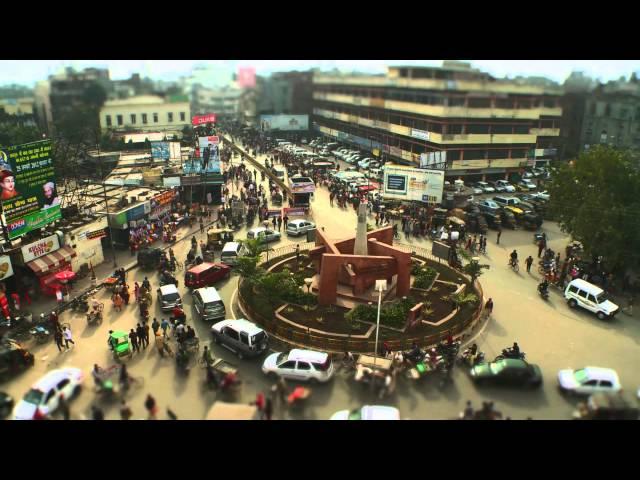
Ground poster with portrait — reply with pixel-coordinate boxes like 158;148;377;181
0;139;62;239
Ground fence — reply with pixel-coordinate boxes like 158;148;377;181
237;240;487;354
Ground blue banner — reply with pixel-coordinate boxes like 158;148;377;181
151;141;170;160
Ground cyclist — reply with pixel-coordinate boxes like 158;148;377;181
201;345;214;366
509;250;518;267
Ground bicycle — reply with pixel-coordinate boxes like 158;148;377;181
508;259;519;272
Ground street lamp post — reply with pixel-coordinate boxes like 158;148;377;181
373;279;387;367
96;139;118;268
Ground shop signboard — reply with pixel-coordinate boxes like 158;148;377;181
86;228;107;240
126;201;150;222
411;129;430;141
192;114;217;126
383;164;445;204
259;115;309;132
164;177;181;188
0;255;14;280
389;146;402;158
0;139;62;239
151;141;170;160
266;209;282;218
283;207;305;217
197;136;220;173
21;233;61;263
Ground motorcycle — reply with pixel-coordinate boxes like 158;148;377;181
538;283;550;300
494;348;526;361
457;348;485;367
71;295;90;313
403;348;426;365
159;272;179;288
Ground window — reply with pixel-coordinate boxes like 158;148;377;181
106;115;112;127
600;130;608;143
569;286;579;295
577;289;589;299
153;113;158;123
239;332;250;345
224;327;239;341
168;112;174;123
584;379;598;387
45;389;56;404
180;112;186;122
142;113;148;124
57;379;70;390
279;361;296;369
587;294;597;303
297;361;311;370
117;115;123;126
130;114;136;124
599;380;613;388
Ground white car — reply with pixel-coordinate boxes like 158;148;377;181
262;349;334;383
496;180;516;193
13;367;84;420
286;219;316;236
532;190;550;201
518;179;537;191
475;181;495;193
247;227;281;243
471;186;483;195
358;158;374;169
558;367;622;395
330;405;401;420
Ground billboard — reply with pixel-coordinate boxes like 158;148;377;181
260;115;309;132
151;141;170;160
198;136;220;173
192;114;217;126
0;139;62;239
0;255;14;280
237;67;256;88
383;164;445;204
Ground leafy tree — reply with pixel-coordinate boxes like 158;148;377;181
240;238;269;258
447;292;479;310
462;260;490;282
254;269;300;308
546;146;640;272
235;256;263;285
0;124;42;146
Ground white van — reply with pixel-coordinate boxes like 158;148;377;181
564;279;619;320
273;166;286;179
220;242;246;266
193;287;226;322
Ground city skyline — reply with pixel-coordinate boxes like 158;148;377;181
1;60;639;87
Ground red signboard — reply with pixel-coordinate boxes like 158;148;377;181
192;114;217;126
283;207;306;217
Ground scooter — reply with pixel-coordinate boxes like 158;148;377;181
538;283;549;300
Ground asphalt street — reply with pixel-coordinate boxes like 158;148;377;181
3;139;640;420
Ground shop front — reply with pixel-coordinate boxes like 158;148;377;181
108;201;151;248
0;255;15;317
66;217;109;272
20;234;77;298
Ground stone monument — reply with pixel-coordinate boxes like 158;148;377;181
354;202;368;256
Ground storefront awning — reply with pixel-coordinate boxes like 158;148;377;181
26;246;77;275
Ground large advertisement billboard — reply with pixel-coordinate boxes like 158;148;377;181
260;115;309;132
0;139;62;239
151;141;170;160
383;164;445;204
197;136;220;173
192;114;217;126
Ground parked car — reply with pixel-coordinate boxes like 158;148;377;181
532;190;550;201
492;196;520;208
489;181;506;193
262;349;334;383
211;319;269;359
185;262;231;289
247;227;281;243
287;219;316;237
470;359;542;388
0;338;34;381
478;199;501;213
495;180;516;193
471;185;484;195
517;179;537;191
475;181;495;193
558;367;622;395
157;284;183;312
330;405;400;420
13;367;84;420
564;279;619;320
358;158;374;169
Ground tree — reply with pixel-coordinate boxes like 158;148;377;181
240;238;269;258
0;124;42;146
235;256;263;285
546;146;640;273
447;292;479;310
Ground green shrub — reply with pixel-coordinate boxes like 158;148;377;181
413;266;438;289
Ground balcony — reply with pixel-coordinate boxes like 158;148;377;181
529;128;560;136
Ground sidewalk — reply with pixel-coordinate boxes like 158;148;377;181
25;217;217;317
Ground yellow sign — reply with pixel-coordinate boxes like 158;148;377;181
372;149;380;157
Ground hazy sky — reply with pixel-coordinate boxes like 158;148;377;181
1;60;639;87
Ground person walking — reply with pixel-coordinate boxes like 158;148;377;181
58;394;70;420
272;216;277;230
145;394;158;420
496;228;502;245
54;328;65;352
129;328;139;353
122;284;130;306
155;332;168;357
277;216;282;231
200;219;205;235
143;322;150;347
254;392;266;419
485;298;494;317
151;317;160;336
120;400;133;420
62;326;75;349
537;239;545;258
136;323;146;349
295;244;300;263
91;405;105;420
134;282;140;303
161;318;170;338
271;375;288;407
283;214;289;229
525;255;534;274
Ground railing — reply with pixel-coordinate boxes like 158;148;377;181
258;242;315;268
237;240;488;354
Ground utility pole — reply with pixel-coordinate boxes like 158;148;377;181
95;131;117;267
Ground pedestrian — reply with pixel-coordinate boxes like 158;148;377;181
254;391;266;419
91;405;105;420
485;298;494;317
155;332;167;357
295;244;300;263
122;284;130;305
134;282;140;303
375;213;380;226
272;216;277;230
525;255;534;273
62;326;75;349
120;400;133;420
145;394;158;420
555;252;561;267
271;375;287;406
129;328;139;353
161;318;170;338
277;216;282;231
496;228;502;245
136;323;146;349
264;398;273;420
23;290;32;306
58;394;70;420
283;214;289;229
537;240;545;258
143;322;150;347
152;317;160;336
54;328;64;352
465;237;472;251
112;293;123;312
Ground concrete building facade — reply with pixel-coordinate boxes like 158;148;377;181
99;95;191;135
312;61;563;180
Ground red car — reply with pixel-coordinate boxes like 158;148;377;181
184;262;231;289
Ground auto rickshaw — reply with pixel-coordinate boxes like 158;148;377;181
207;227;234;250
432;208;449;227
137;247;163;270
109;331;132;361
483;211;502;230
500;209;516;229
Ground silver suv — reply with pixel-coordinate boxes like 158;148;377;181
211;319;269;359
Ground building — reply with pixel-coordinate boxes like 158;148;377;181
99;95;191;136
0;97;36;126
49;67;111;126
312;61;563;180
108;73;155;100
193;85;242;119
34;80;53;132
257;71;313;116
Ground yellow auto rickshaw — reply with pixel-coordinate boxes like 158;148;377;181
207;228;234;250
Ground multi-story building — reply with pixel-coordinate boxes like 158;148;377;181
49;67;111;126
99;95;191;137
34;80;53;132
0;97;36;126
193;85;242;119
257;71;313;116
312;61;563;180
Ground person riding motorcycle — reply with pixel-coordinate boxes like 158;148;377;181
509;250;518;267
176;346;189;369
538;279;549;295
511;342;520;356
